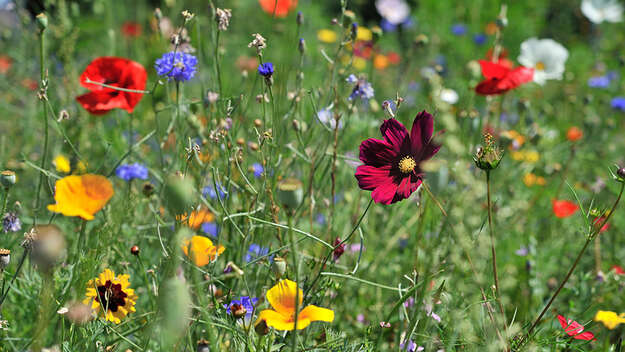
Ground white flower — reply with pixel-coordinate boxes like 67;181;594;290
439;88;459;104
518;38;569;85
316;105;343;130
581;0;623;23
375;0;410;25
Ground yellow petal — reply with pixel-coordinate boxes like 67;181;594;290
299;305;334;324
53;155;71;174
317;29;337;43
47;174;113;220
595;310;625;330
266;279;302;316
182;236;223;266
256;309;311;331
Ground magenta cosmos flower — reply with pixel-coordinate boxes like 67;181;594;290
355;110;441;204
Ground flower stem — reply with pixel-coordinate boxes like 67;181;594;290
421;182;447;217
519;181;625;347
0;187;9;218
34;24;49;227
486;170;508;338
287;213;300;351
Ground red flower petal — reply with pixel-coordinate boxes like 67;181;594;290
478;60;509;79
259;0;298;17
395;176;422;201
359;138;397;167
557;315;595;341
371;182;399;205
76;91;128;115
611;265;625;275
355;165;393;191
380;118;410;154
552;200;579;218
593;216;609;233
410;110;434;156
475;60;533;95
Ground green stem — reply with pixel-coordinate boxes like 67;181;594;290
0;187;9;217
214;30;223;94
520;181;625;347
34;26;49;226
288;214;300;350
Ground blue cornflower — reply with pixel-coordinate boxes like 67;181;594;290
346;74;374;101
612;97;625;111
201;222;219;237
473;33;487;45
257;62;274;77
251;163;264;178
451;24;467;36
202;183;227;199
2;212;21;233
245;244;270;263
380;19;397;32
588;75;610;88
115;163;148;181
315;213;326;225
155;52;198;81
225;296;258;321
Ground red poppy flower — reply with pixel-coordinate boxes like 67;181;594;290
552;199;579;218
355;110;441;205
566;126;583;142
557;315;595;341
485;48;514;69
76;57;147;115
593;216;609;233
611;265;625;275
475;60;533;95
121;21;142;38
0;55;12;74
387;52;401;65
259;0;298;18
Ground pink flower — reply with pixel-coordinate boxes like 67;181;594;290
557;315;595;341
355;110;441;204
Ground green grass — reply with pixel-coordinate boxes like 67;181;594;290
1;0;625;351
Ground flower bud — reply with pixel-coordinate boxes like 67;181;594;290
0;170;16;188
231;303;247;319
271;256;287;278
130;245;140;256
254;119;262;127
296;11;303;26
0;249;10;271
276;178;303;210
154;8;163;20
36;13;48;31
474;133;503;171
414;34;429;47
197;339;210;352
255;319;270;336
615;167;625;183
350;22;358;41
142;182;155;197
298;38;306;54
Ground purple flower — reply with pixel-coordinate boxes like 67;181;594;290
588;75;610;88
245;244;269;263
515;246;529;256
251;163;264;178
257;62;274;77
2;212;21;233
451;24;467;36
201;222;219;237
346;74;375;101
612;97;625;111
400;340;423;352
155;52;198;81
115;163;148;181
380;19;398;32
224;296;258;321
473;33;487;45
202;183;227;199
315;213;326;225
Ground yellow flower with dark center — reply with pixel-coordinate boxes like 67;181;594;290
595;310;625;330
83;269;137;324
182;235;225;266
47;174;114;220
255;279;334;331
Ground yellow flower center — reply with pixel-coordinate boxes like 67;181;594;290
535;61;545;70
398;156;416;173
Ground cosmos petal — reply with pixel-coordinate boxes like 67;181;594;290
358;138;397;166
355;165;393;190
410;110;434;155
380;118;410;153
371;181;399;205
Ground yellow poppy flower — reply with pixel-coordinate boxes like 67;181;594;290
83;268;137;324
47;174;114;220
255;279;334;331
182;235;225;266
177;209;215;229
356;27;372;42
317;29;337;43
594;310;625;330
53;155;71;174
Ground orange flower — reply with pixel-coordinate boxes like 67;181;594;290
0;55;11;74
373;54;389;70
566;126;583;142
182;235;225;266
255;279;334;331
47;174;114;220
177;209;215;229
259;0;298;18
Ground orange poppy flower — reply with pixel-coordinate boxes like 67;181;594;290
552;199;579;218
259;0;298;18
0;55;12;74
373;54;390;70
255;279;334;331
47;174;114;220
177;209;215;229
182;235;225;266
566;126;583;142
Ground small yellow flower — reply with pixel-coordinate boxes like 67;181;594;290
47;174;114;220
594;310;625;330
317;29;337;43
523;173;536;187
524;150;540;163
352;57;367;71
511;151;525;161
177;209;215;229
182;235;225;266
255;279;334;331
373;54;389;70
356;27;372;42
53;155;71;174
83;269;137;324
536;176;546;186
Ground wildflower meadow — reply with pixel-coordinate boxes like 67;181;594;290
3;0;625;350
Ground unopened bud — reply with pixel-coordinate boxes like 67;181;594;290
154;8;163;20
350;22;358;41
231;303;247;319
276;178;303;210
236;138;245;146
296;11;303;26
130;245;140;256
292;119;301;132
36;13;48;31
474;133;503;171
371;26;383;42
197;339;210;352
255;319;270;336
254;119;262;127
298;38;306;54
0;170;16;188
344;10;357;25
142;182;155;197
271;256;287;277
0;249;10;271
615;167;625;183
